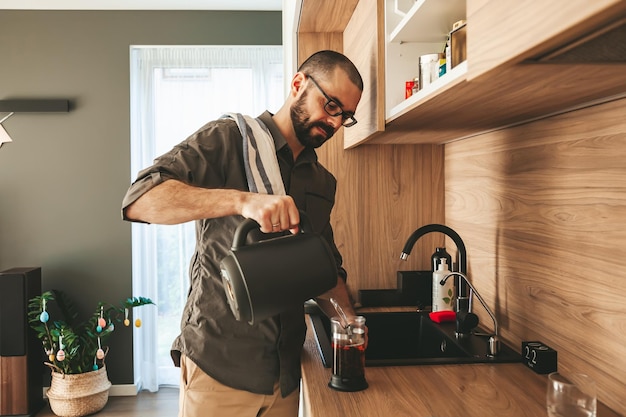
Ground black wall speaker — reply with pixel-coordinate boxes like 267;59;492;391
0;267;45;417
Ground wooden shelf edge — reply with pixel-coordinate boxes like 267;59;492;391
343;128;385;149
369;92;626;146
386;61;468;123
352;62;626;146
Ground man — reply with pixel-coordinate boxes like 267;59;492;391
122;50;363;417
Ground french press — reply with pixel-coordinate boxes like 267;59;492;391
328;315;368;392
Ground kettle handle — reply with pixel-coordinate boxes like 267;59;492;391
232;210;314;250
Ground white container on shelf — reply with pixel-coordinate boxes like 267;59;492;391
419;53;444;90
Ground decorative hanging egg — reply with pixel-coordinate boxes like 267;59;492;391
96;325;103;333
49;354;56;362
56;350;66;361
39;311;49;323
96;348;105;360
98;317;107;328
93;364;99;371
124;319;130;327
108;323;115;331
134;318;142;327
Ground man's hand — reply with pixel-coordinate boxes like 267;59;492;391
240;193;300;234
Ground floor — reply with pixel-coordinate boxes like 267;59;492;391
34;388;179;417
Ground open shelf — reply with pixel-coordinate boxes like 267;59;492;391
388;0;465;43
387;61;467;121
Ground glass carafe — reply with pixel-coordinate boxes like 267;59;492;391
328;315;368;392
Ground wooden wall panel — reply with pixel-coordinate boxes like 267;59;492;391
298;0;358;33
342;0;385;148
321;142;446;298
445;97;626;415
297;32;343;64
297;32;445;300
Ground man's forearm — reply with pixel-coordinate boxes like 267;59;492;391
124;179;245;225
124;179;301;233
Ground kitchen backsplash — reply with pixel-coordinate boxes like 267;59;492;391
445;97;626;416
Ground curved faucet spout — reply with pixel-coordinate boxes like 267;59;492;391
399;224;467;274
400;224;469;307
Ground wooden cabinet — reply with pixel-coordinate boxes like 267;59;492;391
299;0;626;148
467;0;626;79
342;0;385;148
343;0;467;148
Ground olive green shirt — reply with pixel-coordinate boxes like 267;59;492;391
121;111;346;396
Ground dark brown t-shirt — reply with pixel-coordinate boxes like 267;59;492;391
121;111;346;396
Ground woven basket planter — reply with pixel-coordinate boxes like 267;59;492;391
46;365;112;417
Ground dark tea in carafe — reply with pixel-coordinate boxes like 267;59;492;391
332;342;365;379
328;316;368;392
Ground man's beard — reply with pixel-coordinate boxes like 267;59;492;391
290;90;335;148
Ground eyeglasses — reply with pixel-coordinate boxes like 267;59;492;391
306;75;358;128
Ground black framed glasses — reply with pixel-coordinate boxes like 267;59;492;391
307;75;358;128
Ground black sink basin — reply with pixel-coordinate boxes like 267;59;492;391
307;310;520;368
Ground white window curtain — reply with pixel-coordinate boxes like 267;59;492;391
129;46;283;392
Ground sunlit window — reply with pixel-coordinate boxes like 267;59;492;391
129;46;283;390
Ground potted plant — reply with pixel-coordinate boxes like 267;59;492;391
28;290;153;417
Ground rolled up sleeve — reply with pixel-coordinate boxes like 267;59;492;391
121;119;240;222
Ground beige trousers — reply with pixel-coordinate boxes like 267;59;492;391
178;355;300;417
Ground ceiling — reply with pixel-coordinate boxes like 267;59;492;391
0;0;282;10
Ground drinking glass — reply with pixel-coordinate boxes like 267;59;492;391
547;372;597;417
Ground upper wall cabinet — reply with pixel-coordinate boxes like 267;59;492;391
467;0;626;80
297;0;626;148
343;0;468;148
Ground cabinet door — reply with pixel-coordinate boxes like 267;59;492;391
468;0;626;80
343;0;385;149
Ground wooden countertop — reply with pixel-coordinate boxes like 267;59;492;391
300;316;621;417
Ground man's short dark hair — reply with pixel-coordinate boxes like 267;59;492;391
298;50;363;91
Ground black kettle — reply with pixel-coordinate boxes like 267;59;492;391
220;213;338;325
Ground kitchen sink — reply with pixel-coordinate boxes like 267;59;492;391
307;310;520;367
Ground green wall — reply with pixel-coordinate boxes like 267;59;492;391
0;10;282;385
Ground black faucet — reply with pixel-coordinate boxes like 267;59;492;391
400;224;470;314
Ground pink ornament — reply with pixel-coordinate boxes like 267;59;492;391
98;317;106;328
56;350;66;361
96;348;105;360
